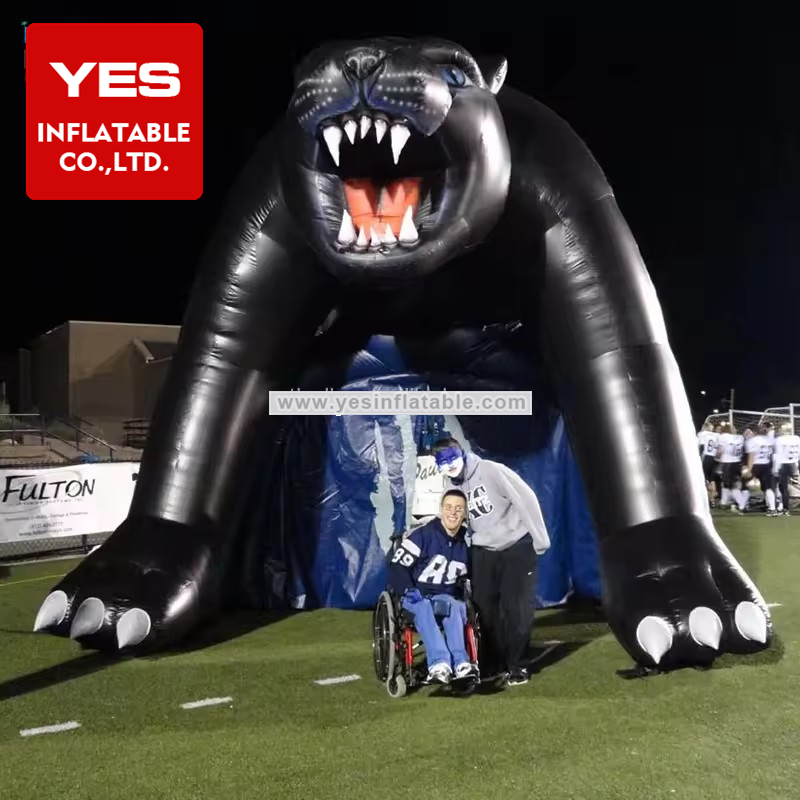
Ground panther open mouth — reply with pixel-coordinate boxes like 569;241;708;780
317;112;449;254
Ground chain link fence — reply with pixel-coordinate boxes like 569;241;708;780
0;530;112;564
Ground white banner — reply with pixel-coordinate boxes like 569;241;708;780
411;456;445;517
0;462;139;543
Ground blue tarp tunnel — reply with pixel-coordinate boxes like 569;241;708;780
241;331;602;612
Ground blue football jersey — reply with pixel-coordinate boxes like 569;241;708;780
387;517;469;597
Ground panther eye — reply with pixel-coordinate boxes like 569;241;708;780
442;66;468;87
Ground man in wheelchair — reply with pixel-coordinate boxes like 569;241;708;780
386;489;479;684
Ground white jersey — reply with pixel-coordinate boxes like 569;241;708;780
698;430;718;458
717;433;744;463
746;435;773;465
773;434;800;466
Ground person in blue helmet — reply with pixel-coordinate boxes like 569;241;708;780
387;488;478;684
432;437;550;686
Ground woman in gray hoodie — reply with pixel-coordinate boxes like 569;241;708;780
433;437;550;685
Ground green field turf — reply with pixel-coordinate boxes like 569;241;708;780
1;512;798;800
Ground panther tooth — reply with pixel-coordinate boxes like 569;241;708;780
337;209;357;245
322;126;342;166
356;226;368;248
383;224;397;245
343;119;357;144
369;226;382;248
398;205;418;243
374;118;388;144
390;124;411;164
359;115;372;139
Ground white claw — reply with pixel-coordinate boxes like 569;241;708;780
69;597;106;639
635;616;674;665
734;601;768;643
322;126;342;166
374;118;387;143
359;116;372;139
33;590;68;631
398;205;418;244
688;606;723;649
116;608;152;649
337;209;357;245
343;119;357;144
390;123;411;164
369;226;381;248
356;226;368;248
382;224;397;245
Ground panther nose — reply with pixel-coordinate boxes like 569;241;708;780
343;47;385;80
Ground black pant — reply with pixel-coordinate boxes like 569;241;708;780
702;456;722;499
722;462;741;489
471;533;537;673
778;464;797;510
752;463;774;493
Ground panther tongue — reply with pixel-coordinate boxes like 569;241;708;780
344;178;420;238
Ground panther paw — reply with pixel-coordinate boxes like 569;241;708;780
32;516;220;653
602;516;773;671
34;592;152;648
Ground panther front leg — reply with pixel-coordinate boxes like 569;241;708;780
538;194;771;670
33;132;336;652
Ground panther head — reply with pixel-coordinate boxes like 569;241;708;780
281;37;511;282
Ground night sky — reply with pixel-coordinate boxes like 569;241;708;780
15;9;799;425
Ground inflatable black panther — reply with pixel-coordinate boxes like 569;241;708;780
34;36;772;671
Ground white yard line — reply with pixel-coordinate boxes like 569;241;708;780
20;721;81;737
526;641;564;666
314;674;361;686
0;573;66;589
180;696;233;709
767;603;782;608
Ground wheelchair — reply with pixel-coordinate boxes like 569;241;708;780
371;532;481;699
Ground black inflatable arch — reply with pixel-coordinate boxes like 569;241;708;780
33;36;772;674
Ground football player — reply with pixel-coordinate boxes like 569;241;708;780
717;422;746;512
773;422;800;516
746;424;777;515
697;422;720;506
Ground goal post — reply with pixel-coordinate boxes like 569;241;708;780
701;409;787;435
759;405;799;435
701;403;799;435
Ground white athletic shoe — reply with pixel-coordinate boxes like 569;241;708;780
455;662;478;679
427;663;452;683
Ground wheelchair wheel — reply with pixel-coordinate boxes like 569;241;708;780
386;674;407;699
372;591;397;682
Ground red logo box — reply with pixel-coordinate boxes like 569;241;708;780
26;23;202;200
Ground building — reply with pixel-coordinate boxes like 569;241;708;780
13;321;180;445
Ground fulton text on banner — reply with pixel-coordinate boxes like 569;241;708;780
0;462;139;543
